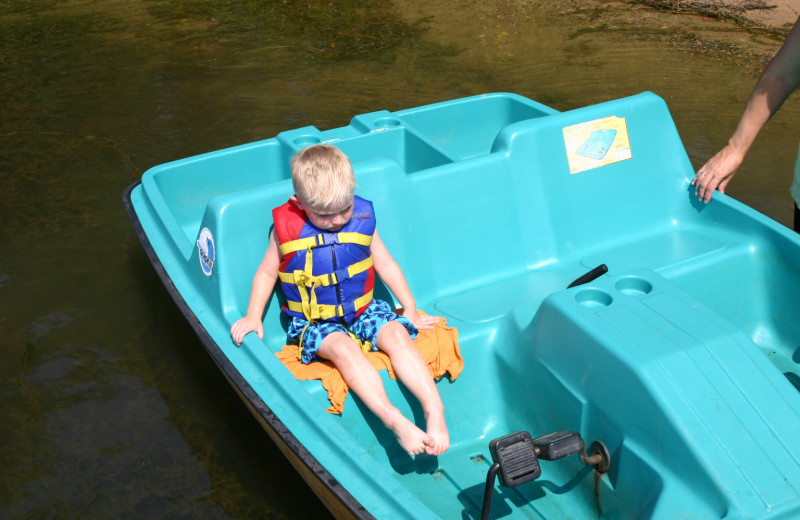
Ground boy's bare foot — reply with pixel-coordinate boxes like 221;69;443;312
391;417;434;456
424;410;449;456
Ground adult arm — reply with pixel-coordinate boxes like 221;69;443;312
694;17;800;203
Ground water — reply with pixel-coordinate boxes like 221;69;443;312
1;1;798;518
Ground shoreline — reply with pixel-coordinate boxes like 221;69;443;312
564;0;799;72
682;0;799;28
625;0;799;29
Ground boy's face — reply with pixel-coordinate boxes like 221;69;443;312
291;196;353;232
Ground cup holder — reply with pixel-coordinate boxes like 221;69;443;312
575;289;613;309
615;276;653;296
293;135;321;147
373;118;402;129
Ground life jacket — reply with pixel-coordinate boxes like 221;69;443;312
273;195;376;325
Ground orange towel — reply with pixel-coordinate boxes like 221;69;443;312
275;316;463;414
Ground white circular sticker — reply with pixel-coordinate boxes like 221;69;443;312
197;227;215;276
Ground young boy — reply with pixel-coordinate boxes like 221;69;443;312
230;144;449;457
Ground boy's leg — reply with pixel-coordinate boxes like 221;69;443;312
376;321;449;456
316;331;433;456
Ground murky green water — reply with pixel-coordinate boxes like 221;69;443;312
2;1;799;518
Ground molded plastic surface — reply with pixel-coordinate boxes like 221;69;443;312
126;92;800;520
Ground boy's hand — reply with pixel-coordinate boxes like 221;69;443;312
404;309;440;330
230;316;264;345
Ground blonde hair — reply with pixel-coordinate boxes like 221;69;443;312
290;144;355;211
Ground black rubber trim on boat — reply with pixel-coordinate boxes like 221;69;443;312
123;181;374;520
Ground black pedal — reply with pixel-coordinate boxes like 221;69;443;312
533;430;585;461
489;431;541;487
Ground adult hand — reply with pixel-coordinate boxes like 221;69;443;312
693;144;744;203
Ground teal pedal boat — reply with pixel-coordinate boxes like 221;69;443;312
124;92;800;519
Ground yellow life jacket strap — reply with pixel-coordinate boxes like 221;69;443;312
278;256;373;288
279;230;374;322
286;290;374;322
279;232;373;256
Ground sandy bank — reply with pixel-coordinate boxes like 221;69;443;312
563;0;799;72
660;0;799;28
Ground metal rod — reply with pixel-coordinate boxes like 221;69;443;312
579;452;603;466
480;463;501;520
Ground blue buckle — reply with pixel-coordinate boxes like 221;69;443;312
316;233;339;246
332;266;352;284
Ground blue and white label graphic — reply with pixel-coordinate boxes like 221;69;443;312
197;227;215;276
563;116;631;174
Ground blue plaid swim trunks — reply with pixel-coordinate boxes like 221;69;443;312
287;299;418;364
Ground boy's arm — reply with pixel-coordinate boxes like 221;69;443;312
230;230;281;345
370;229;438;330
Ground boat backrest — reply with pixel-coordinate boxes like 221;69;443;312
350;92;696;312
